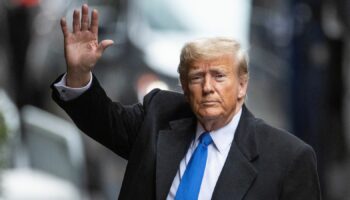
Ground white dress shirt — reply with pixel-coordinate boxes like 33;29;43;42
167;109;241;200
54;73;93;101
54;73;242;200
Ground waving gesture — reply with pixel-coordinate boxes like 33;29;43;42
61;4;114;87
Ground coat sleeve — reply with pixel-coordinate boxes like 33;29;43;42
279;144;321;200
51;74;159;160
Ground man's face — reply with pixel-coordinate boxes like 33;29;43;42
182;55;248;125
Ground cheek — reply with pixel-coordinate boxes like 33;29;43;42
187;89;201;108
188;85;202;98
218;85;239;105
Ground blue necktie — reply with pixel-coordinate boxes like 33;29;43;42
175;132;213;200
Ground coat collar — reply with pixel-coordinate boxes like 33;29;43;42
156;105;259;200
156;117;196;200
233;105;259;162
212;105;259;199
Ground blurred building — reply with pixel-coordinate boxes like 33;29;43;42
1;0;349;199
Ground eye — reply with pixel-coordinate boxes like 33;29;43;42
189;75;203;83
188;73;203;83
215;73;226;81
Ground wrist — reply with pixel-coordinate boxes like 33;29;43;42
66;71;92;88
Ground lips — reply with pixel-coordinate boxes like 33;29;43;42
201;100;219;106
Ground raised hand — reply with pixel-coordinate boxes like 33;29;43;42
60;4;114;87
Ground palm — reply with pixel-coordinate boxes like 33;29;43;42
65;31;99;71
60;4;113;81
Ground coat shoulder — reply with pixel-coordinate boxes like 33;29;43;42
141;89;195;125
253;118;314;156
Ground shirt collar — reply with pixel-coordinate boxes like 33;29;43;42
195;108;242;153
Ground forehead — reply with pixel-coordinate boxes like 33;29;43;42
188;55;236;71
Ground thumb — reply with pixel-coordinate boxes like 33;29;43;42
97;39;114;54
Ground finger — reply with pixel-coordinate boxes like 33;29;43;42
90;9;99;35
73;9;80;33
81;4;89;31
60;17;69;38
97;39;114;54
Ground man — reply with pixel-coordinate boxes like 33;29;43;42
52;4;321;200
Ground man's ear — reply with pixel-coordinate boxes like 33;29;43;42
238;75;248;99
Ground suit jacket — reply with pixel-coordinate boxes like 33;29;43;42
52;75;321;200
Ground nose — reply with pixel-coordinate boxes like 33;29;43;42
203;75;214;94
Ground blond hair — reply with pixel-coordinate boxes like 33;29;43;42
178;37;249;82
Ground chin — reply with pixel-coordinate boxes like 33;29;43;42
198;111;222;121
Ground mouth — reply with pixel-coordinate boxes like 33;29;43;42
201;100;219;106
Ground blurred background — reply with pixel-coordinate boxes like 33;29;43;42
0;0;349;199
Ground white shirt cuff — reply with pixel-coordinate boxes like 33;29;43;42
54;73;93;101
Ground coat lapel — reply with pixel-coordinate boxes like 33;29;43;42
156;117;196;200
155;106;259;200
212;105;259;200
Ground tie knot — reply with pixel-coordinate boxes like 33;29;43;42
199;132;213;147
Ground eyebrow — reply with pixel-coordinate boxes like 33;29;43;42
188;66;228;75
187;71;204;78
